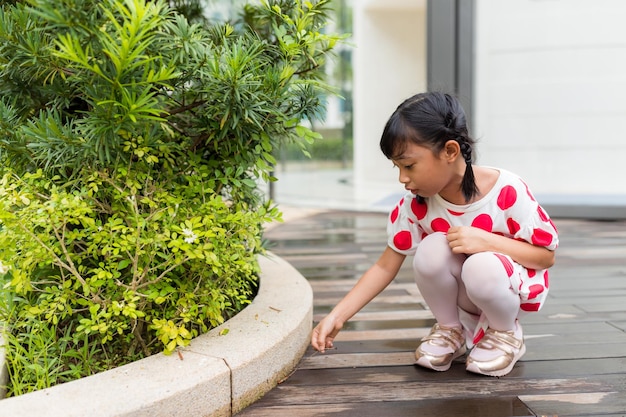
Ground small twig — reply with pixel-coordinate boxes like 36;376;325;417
277;368;296;384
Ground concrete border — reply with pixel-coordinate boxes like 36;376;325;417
0;252;312;416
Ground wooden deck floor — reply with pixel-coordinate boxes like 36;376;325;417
237;211;626;417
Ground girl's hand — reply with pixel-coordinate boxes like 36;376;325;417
311;315;343;353
310;247;406;353
446;226;492;255
446;226;555;269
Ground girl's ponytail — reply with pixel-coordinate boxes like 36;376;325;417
458;138;479;203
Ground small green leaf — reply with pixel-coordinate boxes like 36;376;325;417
117;259;131;270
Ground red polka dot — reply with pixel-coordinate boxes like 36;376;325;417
390;206;399;224
473;327;485;345
543;270;550;288
527;268;536;278
411;198;427;220
507;217;520;235
531;228;554;246
431;218;451;233
520;302;540;312
497;185;517;210
399;197;405;206
537;206;549;222
494;253;514;277
527;284;544;300
393;230;413;251
471;213;493;232
448;209;464;216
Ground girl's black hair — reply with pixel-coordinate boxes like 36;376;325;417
379;92;479;203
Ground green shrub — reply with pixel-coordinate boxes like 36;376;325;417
0;0;341;396
281;135;352;161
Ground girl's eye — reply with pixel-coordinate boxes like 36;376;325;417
404;164;414;169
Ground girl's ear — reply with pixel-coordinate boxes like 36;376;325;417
442;140;461;162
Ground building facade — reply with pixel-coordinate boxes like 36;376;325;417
352;0;626;218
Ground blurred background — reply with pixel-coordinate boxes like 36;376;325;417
204;0;626;219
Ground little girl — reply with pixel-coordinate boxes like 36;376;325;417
311;92;558;377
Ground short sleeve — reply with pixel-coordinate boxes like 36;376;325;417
386;195;423;255
502;179;559;250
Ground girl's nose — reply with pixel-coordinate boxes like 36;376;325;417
398;170;409;184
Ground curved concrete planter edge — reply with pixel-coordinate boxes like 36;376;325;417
0;252;312;416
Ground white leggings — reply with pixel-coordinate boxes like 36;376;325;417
413;232;520;332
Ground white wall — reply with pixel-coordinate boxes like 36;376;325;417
352;0;428;205
474;0;626;197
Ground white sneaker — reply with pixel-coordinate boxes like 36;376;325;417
466;321;525;377
415;324;466;372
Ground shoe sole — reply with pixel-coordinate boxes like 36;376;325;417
415;345;467;372
465;343;526;377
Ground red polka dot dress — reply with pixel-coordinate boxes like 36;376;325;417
387;168;559;313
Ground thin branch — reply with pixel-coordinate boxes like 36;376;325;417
135;256;190;290
161;100;205;118
19;222;102;304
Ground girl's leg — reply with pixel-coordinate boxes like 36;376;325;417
460;252;520;331
461;252;525;377
413;232;470;328
413;232;471;371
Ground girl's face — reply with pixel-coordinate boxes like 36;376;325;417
391;141;462;200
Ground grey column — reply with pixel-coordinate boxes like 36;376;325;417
427;0;474;128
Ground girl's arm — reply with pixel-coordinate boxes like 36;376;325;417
447;226;555;270
311;246;406;352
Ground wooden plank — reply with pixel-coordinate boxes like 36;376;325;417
299;351;416;370
555;246;626;258
302;339;420;354
313;309;433;322
523;344;626;361
314;286;418;298
276;253;369;264
310;281;418;291
521;392;624;417
252;374;625;405
285;357;626;386
239;397;535;417
524;320;626;334
313;302;427;314
314;294;425;305
341;318;433;331
333;328;426;341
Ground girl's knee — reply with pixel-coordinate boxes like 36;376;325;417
462;252;500;278
413;232;450;273
413;232;464;281
414;232;448;259
462;252;515;298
